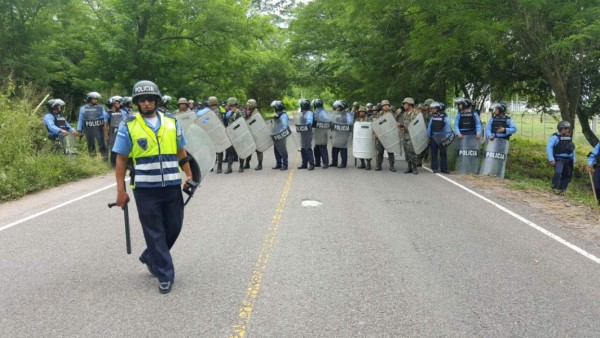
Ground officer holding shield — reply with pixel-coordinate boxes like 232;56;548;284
312;99;330;169
44;99;76;141
297;99;315;170
271;100;290;171
77;91;109;159
487;103;517;141
427;102;451;173
374;100;396;172
397;97;419;174
225;97;245;173
244;99;265;170
356;106;373;170
106;96;127;167
112;80;193;294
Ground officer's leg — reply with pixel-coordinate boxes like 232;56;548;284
225;147;234;174
98;132;108;160
307;147;315;169
560;159;573;191
340;147;348;167
161;185;184;251
359;158;366;169
430;140;439;171
299;148;308;168
376;141;384;170
440;144;448;172
552;159;564;189
273;145;282;169
133;188;175;283
366;158;372;170
216;152;224;173
314;145;321;166
594;167;600;203
320;145;329;168
255;151;263;170
85;132;96;156
331;147;339;166
245;154;252;169
280;144;288;169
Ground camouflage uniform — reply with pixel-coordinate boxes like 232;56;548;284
374;100;396;172
398;106;419;174
244;100;263;170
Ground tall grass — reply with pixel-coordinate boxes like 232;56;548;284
0;79;110;202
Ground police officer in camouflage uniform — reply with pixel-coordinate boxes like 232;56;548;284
356;106;373;170
397;97;419;174
77;91;109;159
175;98;191;115
225;97;245;174
374;100;396;172
202;96;226;173
244;99;264;170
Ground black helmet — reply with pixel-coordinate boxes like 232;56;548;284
311;99;323;109
430;102;445;111
298;99;310;110
454;97;472;107
271;100;285;112
492;102;507;113
557;121;571;130
132;80;162;104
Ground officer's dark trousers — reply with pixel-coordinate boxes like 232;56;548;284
331;147;347;166
134;185;183;283
314;144;329;166
300;148;315;167
552;157;573;191
274;146;288;167
429;139;447;171
85;132;107;157
593;166;600;202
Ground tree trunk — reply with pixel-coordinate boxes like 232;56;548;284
577;107;600;146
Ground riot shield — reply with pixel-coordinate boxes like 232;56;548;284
372;112;401;154
454;135;481;174
331;111;353;148
271;116;293;158
184;123;216;184
408;113;428;155
293;111;314;149
432;131;458;170
479;138;510;178
60;133;78;156
247;112;273;152
352;122;374;159
175;111;197;133
226;117;257;159
313;109;332;146
195;110;231;153
108;113;123;150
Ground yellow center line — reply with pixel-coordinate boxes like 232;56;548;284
229;153;300;338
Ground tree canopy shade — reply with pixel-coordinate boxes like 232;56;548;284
288;0;600;146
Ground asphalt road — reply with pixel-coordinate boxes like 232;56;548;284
2;148;600;337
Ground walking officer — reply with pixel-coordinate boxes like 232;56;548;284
112;80;193;294
312;98;330;169
547;121;576;195
297;99;315;170
77;91;109;159
225;97;245;173
487;102;517;141
244;99;264;170
427;102;451;173
453;97;482;141
587;141;600;204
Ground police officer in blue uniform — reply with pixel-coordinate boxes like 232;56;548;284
44;99;76;142
122;96;135;115
77;91;109;158
113;80;193;294
587;141;600;204
453;97;482;141
486;103;517;141
427;102;452;173
312;99;330;169
546;121;576;195
297;99;315;170
271;100;290;170
107;96;129;167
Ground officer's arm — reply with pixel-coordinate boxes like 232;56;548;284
546;136;557;162
115;154;130;207
506;118;517;135
475;113;482;135
454;116;460;135
486;118;493;137
177;148;193;182
588;144;599;166
427;119;432;137
77;107;84;132
44;115;61;135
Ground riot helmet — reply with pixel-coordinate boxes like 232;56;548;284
557;121;571;130
47;99;65;111
366;103;373;109
246;99;257;110
454;97;472;107
492;102;507;114
106;96;123;107
271;100;285;112
227;97;238;106
122;96;133;106
86;91;101;102
161;95;172;106
358;106;367;114
177;98;189;105
402;97;415;106
380;100;390;107
132;80;162;104
208;96;219;107
311;99;324;109
430;102;445;112
298;99;310;111
424;98;435;107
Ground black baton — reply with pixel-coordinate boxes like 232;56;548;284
108;202;131;254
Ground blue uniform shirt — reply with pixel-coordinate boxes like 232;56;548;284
43;112;74;135
486;115;517;138
427;114;452;137
196;107;210;118
454;110;482;136
588;143;600;166
304;110;314;125
546;134;576;163
112;113;187;155
276;112;290;129
77;104;109;131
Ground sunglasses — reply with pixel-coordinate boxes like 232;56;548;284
137;95;157;103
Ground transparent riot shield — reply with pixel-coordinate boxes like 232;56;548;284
313;109;332;146
432;131;458;170
293;111;314;149
454;135;481;174
479;138;510;178
195;110;231;153
247;112;273;152
331;111;354;148
226;117;257;159
408;113;429;155
183;124;216;184
372;112;401;154
175;111;197;133
60;133;78;156
271;116;293;158
352;122;374;159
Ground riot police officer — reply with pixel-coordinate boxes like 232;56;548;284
44;99;76;143
122;96;135;114
271;100;290;171
106;96;127;167
454;97;482;141
330;100;353;168
547;121;576;194
112;80;193;294
487;102;517;141
587;141;600;204
374;100;396;172
158;95;172;114
225;97;245;173
176;98;190;115
312;99;330;169
356;106;373;170
397;97;419;174
427;102;451;173
297;99;315;170
202;96;226;173
244;99;264;170
77;91;109;159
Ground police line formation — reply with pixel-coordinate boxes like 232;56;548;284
42;80;600;294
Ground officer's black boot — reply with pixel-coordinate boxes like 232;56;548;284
366;159;372;170
244;156;251;169
239;159;245;173
375;161;382;171
255;161;262;170
389;153;396;172
413;162;419;175
225;156;233;174
217;153;223;174
404;162;413;174
359;159;366;169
